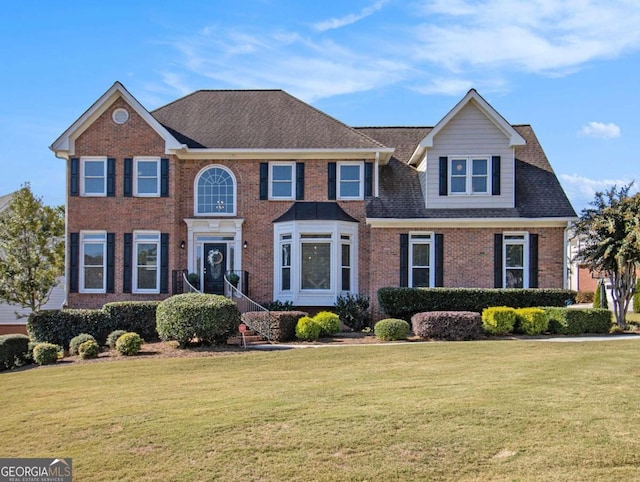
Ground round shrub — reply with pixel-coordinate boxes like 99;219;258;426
482;307;516;335
412;311;483;341
33;343;60;366
106;330;128;349
156;293;241;347
295;316;321;341
115;332;143;356
313;311;340;336
78;339;100;359
69;333;97;356
374;318;410;341
514;308;548;335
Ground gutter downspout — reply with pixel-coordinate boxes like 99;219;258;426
54;152;69;308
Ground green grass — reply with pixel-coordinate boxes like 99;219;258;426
2;341;640;481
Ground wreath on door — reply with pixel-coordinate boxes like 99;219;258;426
207;249;223;278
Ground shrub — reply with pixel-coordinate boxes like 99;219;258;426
156;293;241;347
107;330;128;349
69;333;97;356
412;311;483;341
374;318;410;341
334;293;370;331
241;311;307;342
295;316;321;341
78;339;100;359
514;308;548;335
313;311;340;337
102;302;160;341
28;309;114;347
482;307;516;335
0;334;30;371
634;279;640;313
544;307;612;335
593;280;609;310
33;343;60;366
115;332;143;356
576;291;595;304
261;300;295;311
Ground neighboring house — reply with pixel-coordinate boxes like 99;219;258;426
50;83;576;318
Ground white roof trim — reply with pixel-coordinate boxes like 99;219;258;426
173;147;395;162
50;81;184;158
366;217;577;229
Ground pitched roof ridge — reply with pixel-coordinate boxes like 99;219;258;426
151;89;285;114
354;125;433;129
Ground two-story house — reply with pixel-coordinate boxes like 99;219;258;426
51;82;576;317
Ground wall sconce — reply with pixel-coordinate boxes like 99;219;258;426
180;240;185;250
243;240;248;249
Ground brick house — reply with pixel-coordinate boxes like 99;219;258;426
51;82;576;317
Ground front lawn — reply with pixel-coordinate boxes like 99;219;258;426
2;340;640;481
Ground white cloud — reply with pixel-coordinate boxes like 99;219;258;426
578;122;621;139
559;174;637;210
313;1;387;32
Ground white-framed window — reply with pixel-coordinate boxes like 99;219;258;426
409;233;434;288
195;165;236;216
269;162;295;200
80;231;106;293
133;231;160;293
338;162;363;200
341;235;352;292
300;234;332;290
134;157;160;197
504;232;529;288
81;157;107;196
280;234;292;291
449;157;490;195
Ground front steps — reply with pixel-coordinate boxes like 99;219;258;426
227;328;266;346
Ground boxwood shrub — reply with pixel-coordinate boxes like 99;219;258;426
69;333;97;356
107;330;128;349
78;339;100;359
514;308;548;335
241;311;308;342
0;334;31;371
412;311;483;341
102;301;161;341
115;332;143;356
313;311;341;337
33;343;60;366
544;307;612;335
295;316;321;341
482;307;516;335
28;309;114;347
374;318;410;341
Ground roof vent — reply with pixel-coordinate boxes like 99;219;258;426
112;108;129;125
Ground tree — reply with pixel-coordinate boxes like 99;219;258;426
574;184;640;329
0;184;65;317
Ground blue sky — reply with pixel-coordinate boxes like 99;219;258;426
2;0;640;213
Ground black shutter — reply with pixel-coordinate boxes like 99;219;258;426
400;234;409;287
69;233;79;293
435;233;444;287
529;233;539;288
494;233;503;288
123;233;132;294
160;233;169;293
123;158;133;197
161;158;169;197
106;233;115;293
492;156;501;196
70;158;79;197
364;162;373;197
439;157;448;196
259;162;268;200
328;162;337;200
296;162;305;200
107;158;116;197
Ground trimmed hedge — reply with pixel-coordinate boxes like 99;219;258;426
378;288;575;321
241;311;308;342
412;311;483;341
374;318;410;341
33;343;60;366
314;311;341;337
115;332;143;356
544;307;612;335
0;334;30;371
514;308;548;335
102;301;161;341
482;307;516;335
295;316;321;341
28;309;114;347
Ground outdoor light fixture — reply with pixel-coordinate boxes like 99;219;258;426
243;241;248;249
180;240;185;250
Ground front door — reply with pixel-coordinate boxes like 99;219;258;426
203;243;227;294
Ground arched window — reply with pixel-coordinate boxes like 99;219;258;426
195;166;236;215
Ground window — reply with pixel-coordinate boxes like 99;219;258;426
504;233;528;288
341;235;351;292
195;165;236;215
301;234;332;290
81;157;107;196
449;157;490;195
80;232;106;292
133;232;160;293
270;163;295;200
134;157;160;196
338;162;363;199
281;235;292;291
410;233;434;288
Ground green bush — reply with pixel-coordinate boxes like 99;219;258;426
28;309;114;347
412;311;483;340
78;339;100;359
0;334;31;371
69;333;96;356
102;301;160;341
33;343;60;366
482;307;516;335
544;307;612;335
514;308;548;335
106;330;128;349
115;332;143;356
334;293;370;331
313;311;340;337
374;318;410;341
261;300;295;311
156;293;241;347
295;316;321;341
378;288;575;321
634;279;640;313
241;311;308;342
593;280;609;309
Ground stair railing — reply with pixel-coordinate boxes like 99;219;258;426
224;273;273;342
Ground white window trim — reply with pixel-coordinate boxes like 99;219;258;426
337;161;364;200
503;231;529;289
133;157;160;197
448;156;491;196
79;231;107;293
340;236;353;293
194;164;237;217
269;161;296;200
81;156;107;197
132;230;161;294
409;232;435;288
